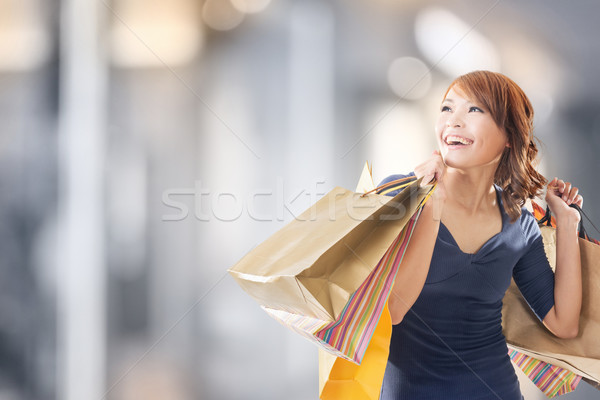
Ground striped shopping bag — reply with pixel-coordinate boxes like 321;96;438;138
315;163;431;400
264;206;423;363
509;348;582;397
229;173;434;354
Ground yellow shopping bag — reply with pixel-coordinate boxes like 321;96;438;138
318;162;397;400
319;301;392;399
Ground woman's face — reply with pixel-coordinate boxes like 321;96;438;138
435;87;509;171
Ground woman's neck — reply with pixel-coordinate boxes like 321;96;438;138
443;167;498;215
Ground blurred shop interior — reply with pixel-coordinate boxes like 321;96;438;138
1;0;600;399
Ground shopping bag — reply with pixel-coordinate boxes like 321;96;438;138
506;200;587;397
318;162;404;399
263;208;422;363
508;348;582;397
318;305;392;400
502;200;600;391
229;165;434;362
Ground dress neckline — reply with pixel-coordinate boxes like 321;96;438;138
438;184;506;257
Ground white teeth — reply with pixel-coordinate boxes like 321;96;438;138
445;135;473;145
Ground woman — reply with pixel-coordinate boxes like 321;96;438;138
378;70;583;399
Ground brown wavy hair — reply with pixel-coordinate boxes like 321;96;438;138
443;70;546;222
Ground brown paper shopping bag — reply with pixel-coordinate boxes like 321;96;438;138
229;174;431;324
502;202;600;385
318;162;403;400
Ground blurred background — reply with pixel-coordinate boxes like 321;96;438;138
2;0;600;399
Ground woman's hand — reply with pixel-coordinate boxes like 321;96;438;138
545;177;583;225
414;150;447;219
414;150;446;187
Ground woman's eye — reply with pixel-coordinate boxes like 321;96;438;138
469;106;483;113
441;106;451;112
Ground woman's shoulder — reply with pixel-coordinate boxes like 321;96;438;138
377;171;416;196
494;184;541;243
516;203;542;244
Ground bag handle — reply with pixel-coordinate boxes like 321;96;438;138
360;175;417;197
538;203;589;240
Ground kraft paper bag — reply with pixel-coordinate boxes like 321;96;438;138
502;203;600;385
229;171;432;323
319;161;401;399
262;206;423;363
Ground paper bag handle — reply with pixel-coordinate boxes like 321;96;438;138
538;203;589;240
360;175;417;197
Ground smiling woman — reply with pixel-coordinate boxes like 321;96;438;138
437;72;548;223
378;70;583;400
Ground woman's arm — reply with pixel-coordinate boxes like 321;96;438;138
541;177;583;339
542;216;581;338
388;150;446;325
388;197;443;324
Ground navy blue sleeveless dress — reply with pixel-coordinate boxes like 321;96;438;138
379;173;555;400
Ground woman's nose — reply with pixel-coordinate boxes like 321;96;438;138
446;115;462;127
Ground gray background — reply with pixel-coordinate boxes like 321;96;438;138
1;0;599;399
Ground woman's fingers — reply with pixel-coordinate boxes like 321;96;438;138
557;179;565;194
549;178;566;196
566;186;578;204
416;150;446;186
421;173;434;187
434;155;446;183
548;177;584;208
562;182;572;201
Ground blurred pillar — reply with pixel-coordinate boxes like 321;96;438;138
56;0;107;399
286;0;335;194
284;0;335;386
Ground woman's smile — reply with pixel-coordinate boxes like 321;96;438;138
443;134;474;149
436;87;508;167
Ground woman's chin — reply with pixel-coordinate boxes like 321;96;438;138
440;154;462;169
442;157;477;171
